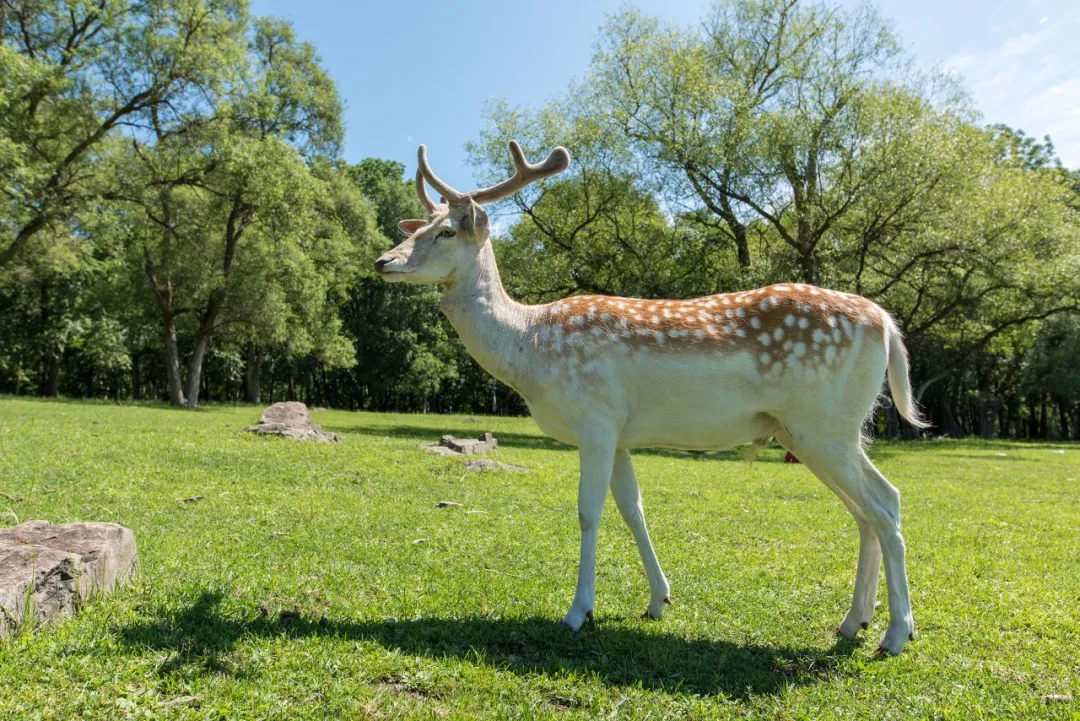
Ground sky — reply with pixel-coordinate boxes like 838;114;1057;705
250;0;1080;187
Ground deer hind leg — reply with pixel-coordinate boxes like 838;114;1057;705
779;427;913;654
610;449;671;619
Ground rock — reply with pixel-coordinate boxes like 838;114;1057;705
464;459;529;473
246;402;342;443
0;520;138;637
421;432;498;456
420;444;459;457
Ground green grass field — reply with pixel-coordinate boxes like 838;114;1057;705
0;398;1078;719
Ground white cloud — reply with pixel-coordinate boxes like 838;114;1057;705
944;7;1080;166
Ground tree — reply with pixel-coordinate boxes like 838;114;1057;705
0;0;248;269
112;14;370;407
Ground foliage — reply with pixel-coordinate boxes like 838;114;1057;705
468;0;1080;438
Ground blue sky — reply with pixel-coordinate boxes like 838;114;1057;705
251;0;1080;186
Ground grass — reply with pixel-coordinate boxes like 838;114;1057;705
0;397;1078;720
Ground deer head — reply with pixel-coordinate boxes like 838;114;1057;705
375;140;570;284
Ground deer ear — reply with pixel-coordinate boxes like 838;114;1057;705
398;219;426;236
462;200;489;240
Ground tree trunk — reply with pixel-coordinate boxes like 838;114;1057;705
183;335;210;408
131;353;142;400
244;344;262;404
937;401;964;438
886;405;901;439
799;250;820;286
43;352;60;398
162;318;185;407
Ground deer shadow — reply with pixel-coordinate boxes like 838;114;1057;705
114;590;864;700
326;423;780;463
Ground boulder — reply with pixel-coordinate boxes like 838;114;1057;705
247;402;342;442
421;432;498;456
0;520;138;637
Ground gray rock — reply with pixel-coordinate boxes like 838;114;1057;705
421;432;498;456
420;444;459;457
247;402;342;442
0;520;138;637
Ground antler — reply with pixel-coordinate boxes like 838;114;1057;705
468;140;570;204
415;169;438;214
416;140;571;209
417;144;463;205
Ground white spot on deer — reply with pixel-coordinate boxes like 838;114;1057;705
825;346;837;363
810;288;820;295
590;327;603;337
812;329;828;344
775;285;789;291
706;325;717;335
758;333;771;346
759;299;769;311
841;317;854;338
722;297;731;305
570;316;585;327
798;317;809;329
651;315;660;324
751;317;761;329
783;340;794;351
793;342;807;358
663;308;672;318
784;314;795;327
760;352;771;364
736;307;747;319
655;331;665;344
772;328;784;342
770;294;781;306
736;328;747;338
695;329;706;339
832;327;842;343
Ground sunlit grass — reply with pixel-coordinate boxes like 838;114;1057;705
1;397;1078;719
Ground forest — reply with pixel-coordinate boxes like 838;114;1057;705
2;0;1078;439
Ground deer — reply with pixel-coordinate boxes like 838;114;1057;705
375;140;930;655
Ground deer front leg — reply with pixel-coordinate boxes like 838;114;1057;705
562;433;617;631
610;449;671;619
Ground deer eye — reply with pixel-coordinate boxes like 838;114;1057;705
437;228;456;239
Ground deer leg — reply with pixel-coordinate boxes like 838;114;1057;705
785;432;913;653
610;449;671;619
562;431;617;631
856;452;914;654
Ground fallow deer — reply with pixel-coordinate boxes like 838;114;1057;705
375;140;929;654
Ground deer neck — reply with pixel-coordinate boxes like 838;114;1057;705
440;242;541;393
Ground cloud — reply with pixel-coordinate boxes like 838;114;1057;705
944;7;1080;166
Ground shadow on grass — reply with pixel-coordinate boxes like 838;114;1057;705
116;590;862;699
326;423;776;463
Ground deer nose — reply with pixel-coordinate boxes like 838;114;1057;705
375;255;393;272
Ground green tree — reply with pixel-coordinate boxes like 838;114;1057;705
0;0;248;269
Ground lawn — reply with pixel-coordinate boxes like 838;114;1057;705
0;398;1078;720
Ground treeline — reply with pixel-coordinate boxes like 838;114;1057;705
2;0;1079;439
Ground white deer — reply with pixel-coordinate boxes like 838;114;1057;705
376;141;929;654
